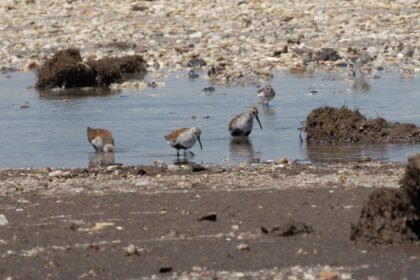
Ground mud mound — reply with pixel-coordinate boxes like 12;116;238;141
351;154;420;245
36;49;147;89
304;106;420;144
86;59;122;86
261;220;314;237
97;55;146;74
36;49;96;88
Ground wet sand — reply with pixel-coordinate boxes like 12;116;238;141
1;161;419;279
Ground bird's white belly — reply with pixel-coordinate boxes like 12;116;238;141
92;138;104;151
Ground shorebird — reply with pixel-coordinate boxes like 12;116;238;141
351;52;371;77
257;85;276;105
228;106;262;137
165;127;203;156
87;127;114;152
399;44;414;63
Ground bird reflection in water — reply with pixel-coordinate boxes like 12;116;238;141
173;156;191;165
260;105;276;117
88;152;115;168
349;77;370;92
229;137;260;162
345;69;371;92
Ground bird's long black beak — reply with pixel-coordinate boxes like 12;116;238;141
198;136;203;150
256;116;263;130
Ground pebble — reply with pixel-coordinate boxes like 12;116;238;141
125;244;140;256
106;165;121;172
153;160;168;169
236;243;250;251
62;171;72;178
187;58;206;68
135;179;150;187
167;165;180;171
0;214;9;226
48;170;63;178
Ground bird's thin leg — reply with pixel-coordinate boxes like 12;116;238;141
177;150;180;157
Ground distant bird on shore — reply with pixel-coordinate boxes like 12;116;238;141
228;107;262;137
165;127;203;157
257;85;276;105
87;127;114;152
352;52;371;77
399;44;414;63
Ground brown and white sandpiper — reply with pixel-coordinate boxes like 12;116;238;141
257;85;276;105
87;126;115;152
164;127;203;156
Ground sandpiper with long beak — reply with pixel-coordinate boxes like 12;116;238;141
228;106;262;137
165;127;203;157
257;85;275;105
87;127;115;152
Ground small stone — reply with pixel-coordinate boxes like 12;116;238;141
154;160;168;169
159;267;173;273
168;165;180;171
135;179;150;187
367;46;378;58
236;243;250;251
0;214;9;226
202;86;215;92
277;157;288;164
318;269;339;280
125;244;140;256
106;165;121;172
190;163;205;172
91;222;115;231
40;167;52;174
187;58;206;67
62;171;72;178
197;212;217;222
189;31;203;39
48;170;63;178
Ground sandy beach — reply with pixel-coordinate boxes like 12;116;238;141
0;0;419;84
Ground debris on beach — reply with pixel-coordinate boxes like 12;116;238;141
261;220;314;237
351;154;420;245
35;49;146;89
304;106;420;144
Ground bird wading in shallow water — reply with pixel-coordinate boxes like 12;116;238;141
165;127;203;157
352;52;371;77
228;106;262;137
257;85;276;105
399;44;414;63
87;127;114;152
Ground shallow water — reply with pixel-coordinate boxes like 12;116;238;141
0;70;419;168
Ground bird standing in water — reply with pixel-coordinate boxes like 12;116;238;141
228;107;262;137
165;127;203;157
257;85;276;106
87;127;114;152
